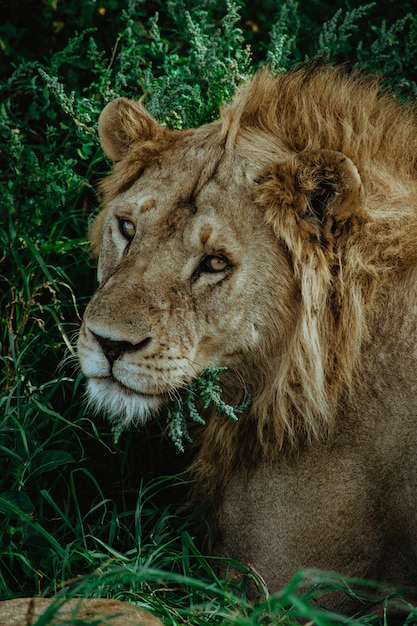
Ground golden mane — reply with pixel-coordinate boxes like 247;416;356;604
190;66;417;496
222;65;417;177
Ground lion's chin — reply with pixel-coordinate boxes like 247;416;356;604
86;377;165;426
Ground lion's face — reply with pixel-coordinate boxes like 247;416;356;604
77;116;296;425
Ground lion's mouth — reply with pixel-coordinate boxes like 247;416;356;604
94;375;170;400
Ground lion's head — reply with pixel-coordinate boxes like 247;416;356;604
78;66;417;470
77;93;298;432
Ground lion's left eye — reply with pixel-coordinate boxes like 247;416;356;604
201;256;229;273
119;219;136;241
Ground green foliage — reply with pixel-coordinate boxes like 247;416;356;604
164;367;251;453
266;0;301;70
1;0;417;624
315;3;376;60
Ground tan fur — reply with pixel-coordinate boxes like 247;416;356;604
0;597;163;626
78;66;417;611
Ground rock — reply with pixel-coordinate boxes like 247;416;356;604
0;597;164;626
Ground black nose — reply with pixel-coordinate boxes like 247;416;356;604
90;331;151;364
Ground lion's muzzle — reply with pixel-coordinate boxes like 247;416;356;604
90;330;152;366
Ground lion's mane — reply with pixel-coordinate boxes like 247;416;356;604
189;66;417;497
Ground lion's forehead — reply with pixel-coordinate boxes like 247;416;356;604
109;159;252;251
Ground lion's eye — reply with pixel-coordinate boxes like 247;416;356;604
119;219;136;241
201;256;229;273
191;255;231;282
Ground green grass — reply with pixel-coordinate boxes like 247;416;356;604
1;1;417;624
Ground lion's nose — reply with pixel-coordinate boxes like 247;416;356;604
90;330;152;364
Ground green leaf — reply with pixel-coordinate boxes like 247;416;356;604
29;450;74;477
0;490;34;515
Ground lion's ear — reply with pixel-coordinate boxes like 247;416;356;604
98;98;163;162
262;149;365;240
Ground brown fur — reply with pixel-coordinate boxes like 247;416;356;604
78;66;417;612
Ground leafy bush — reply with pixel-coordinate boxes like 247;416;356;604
1;0;417;623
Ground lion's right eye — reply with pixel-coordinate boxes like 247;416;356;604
119;219;136;241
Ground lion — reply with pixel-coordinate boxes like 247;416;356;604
77;65;417;613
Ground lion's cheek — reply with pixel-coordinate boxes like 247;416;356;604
192;316;262;372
